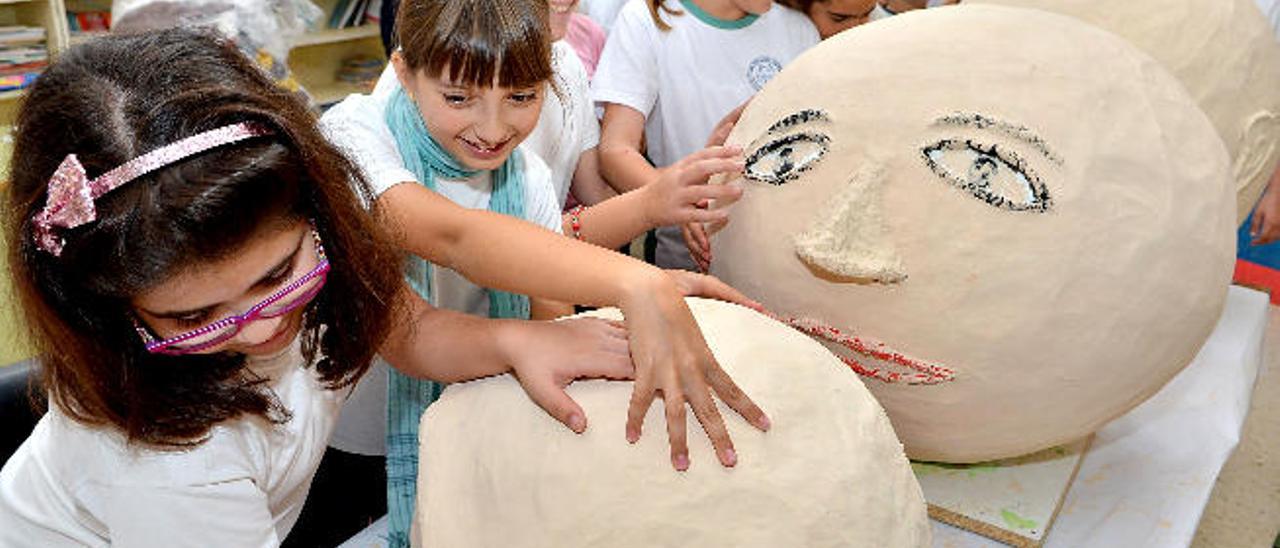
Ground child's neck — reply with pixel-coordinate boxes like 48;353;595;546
687;0;751;22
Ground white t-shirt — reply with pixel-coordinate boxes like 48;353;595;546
591;0;819;169
523;40;601;207
320;77;563;456
592;0;818;268
582;0;631;33
0;339;342;546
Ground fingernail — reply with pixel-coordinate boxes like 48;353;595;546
626;429;639;444
757;415;772;431
569;414;586;433
674;454;690;471
721;448;737;467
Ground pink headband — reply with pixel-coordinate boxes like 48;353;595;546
31;122;275;256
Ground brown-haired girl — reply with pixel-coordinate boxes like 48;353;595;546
323;1;777;543
0;28;639;545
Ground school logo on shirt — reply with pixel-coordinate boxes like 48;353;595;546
747;56;783;90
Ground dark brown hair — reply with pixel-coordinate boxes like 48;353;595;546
394;0;553;89
3;28;404;447
776;0;817;12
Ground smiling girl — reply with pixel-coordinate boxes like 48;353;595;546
320;1;773;544
0;29;640;546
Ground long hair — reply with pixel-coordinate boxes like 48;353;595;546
3;29;404;447
394;0;553;90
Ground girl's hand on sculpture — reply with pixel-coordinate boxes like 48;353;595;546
619;270;770;472
505;318;634;434
638;145;744;229
682;215;713;273
675;98;752;273
706;98;750;149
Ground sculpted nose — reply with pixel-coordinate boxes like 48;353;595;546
793;165;906;284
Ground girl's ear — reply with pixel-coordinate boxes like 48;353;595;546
390;51;413;92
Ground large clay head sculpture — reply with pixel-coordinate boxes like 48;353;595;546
969;0;1280;222
708;5;1237;462
414;298;931;547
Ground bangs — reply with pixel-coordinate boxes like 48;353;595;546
397;0;553;89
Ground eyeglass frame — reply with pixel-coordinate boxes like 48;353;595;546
134;225;330;355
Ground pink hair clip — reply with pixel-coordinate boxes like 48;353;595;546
31;122;275;256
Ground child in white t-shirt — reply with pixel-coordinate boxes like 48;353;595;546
322;1;771;544
0;28;636;546
594;0;819;271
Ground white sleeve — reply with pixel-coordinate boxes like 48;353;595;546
590;1;659;116
579;96;601;153
521;151;565;234
556;41;601;153
320;92;418;202
96;479;278;547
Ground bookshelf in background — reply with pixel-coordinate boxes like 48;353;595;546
0;0;69;177
0;0;66;101
288;0;386;108
64;0;108;46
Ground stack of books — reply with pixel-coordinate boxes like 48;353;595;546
0;27;47;93
329;0;383;29
67;9;111;38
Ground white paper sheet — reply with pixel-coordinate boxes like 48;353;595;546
933;285;1270;547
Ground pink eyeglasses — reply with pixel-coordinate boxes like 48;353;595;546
135;227;330;355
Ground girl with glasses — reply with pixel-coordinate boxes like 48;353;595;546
0;28;734;545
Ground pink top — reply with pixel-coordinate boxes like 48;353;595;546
564;13;606;80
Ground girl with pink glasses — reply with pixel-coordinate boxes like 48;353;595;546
0;28;763;546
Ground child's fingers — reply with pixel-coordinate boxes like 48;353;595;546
686;380;737;468
682;181;743;203
580;348;635;381
682;207;731;226
706;98;752;147
1258;223;1280;246
523;375;590;434
664;391;691;471
626;375;657;444
680;224;708;273
707;364;770;432
688;221;711;254
670;271;763;311
681;145;743;165
569;317;628;340
680;222;712;261
676;159;745;189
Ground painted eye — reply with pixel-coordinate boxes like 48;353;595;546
921;139;1051;212
744;132;830;185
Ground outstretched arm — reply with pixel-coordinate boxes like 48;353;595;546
374;186;771;470
379;285;632;432
598;103;662;193
563;146;745;250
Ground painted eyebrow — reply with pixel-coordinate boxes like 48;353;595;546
932;112;1063;165
142;232;306;319
765;109;831;134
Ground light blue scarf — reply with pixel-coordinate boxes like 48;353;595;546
383;88;530;547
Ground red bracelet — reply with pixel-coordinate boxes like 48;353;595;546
568;205;585;241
